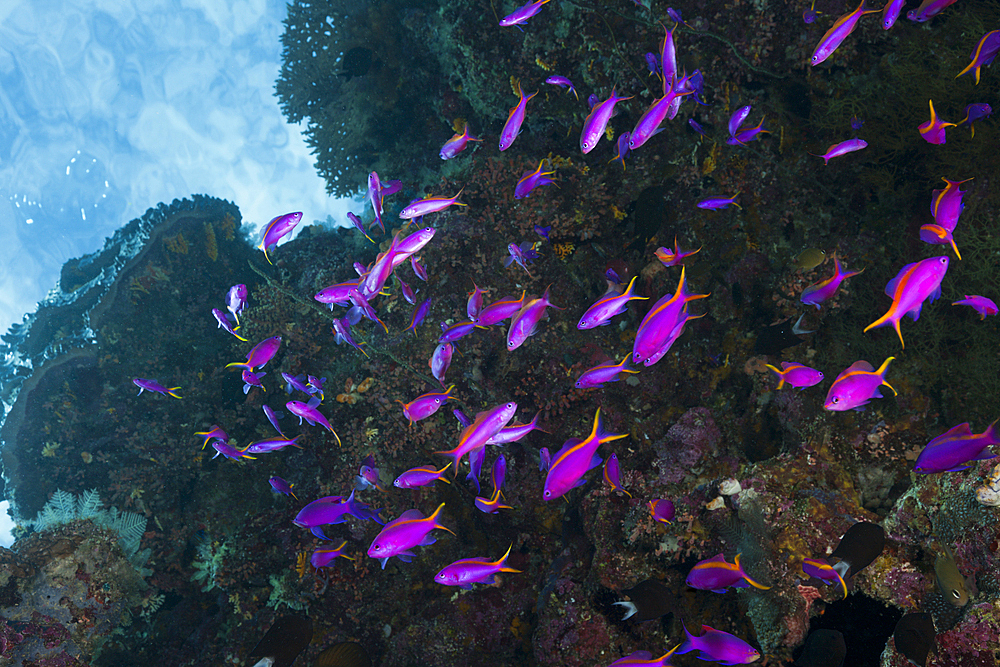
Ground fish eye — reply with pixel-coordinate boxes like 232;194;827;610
372;544;380;551
543;490;551;498
831;397;839;403
952;590;962;599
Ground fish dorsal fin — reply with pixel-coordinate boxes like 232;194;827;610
847;360;875;373
396;509;425;522
885;261;919;297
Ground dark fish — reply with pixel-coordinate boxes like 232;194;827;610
893;612;936;667
794;629;846;667
613;578;677;622
248;615;313;667
830;521;885;579
753;318;804;355
338;47;380;81
314;641;372;667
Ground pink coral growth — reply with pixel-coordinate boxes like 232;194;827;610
934;605;1000;667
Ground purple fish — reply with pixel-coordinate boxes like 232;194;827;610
686;553;771;593
294;490;383;540
764;361;824;390
399;190;467;220
212;440;254;461
268;476;297;500
920;178;971;258
514;161;557;198
726;117;769;145
244;435;302;454
429;343;454;385
689;118;707;136
608;648;680;667
398;385;456;425
499;0;552;28
952;295;998;319
580;87;632;153
907;0;957;22
367;172;386;233
578;276;648;329
660;25;677;93
632;267;709;365
439;122;481;160
811;0;878;65
914;421;1000;473
602;453;631;497
287;397;342;445
367;503;454;569
677;622;761;665
881;0;906;28
803;1;819;23
355;454;383;492
864;256;949;348
824;357;896;411
543;409;627;500
505;241;540;274
332;318;368;357
655;237;701;267
195;425;228;449
957;103;992;138
918;100;955;145
225;336;282;371
435;545;520;589
397;275;418;305
486;412;544;445
405;298;432;335
728;105;753;138
508;286;562;350
474;488;514;514
545;75;578;99
575;358;638;389
649;498;675;524
467;283;489;321
811;137;868;164
263;405;284;435
534;224;551;240
499;83;537;151
800;256;863;308
435;401;518;470
608;132;631;171
347;211;374;243
315;279;361;308
477;292;526;327
394;463;453;489
241;369;266;394
282;372;312;396
212;308;246;341
438;320;476;344
257;212;302;265
226;284;248;323
645;52;659;74
802;557;848;599
628;75;693;149
133;378;182;399
410;255;428;282
956;30;1000;84
310;540;354;570
697;194;741;210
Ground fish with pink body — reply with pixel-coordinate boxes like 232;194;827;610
486;412;545;444
578;276;648;329
686;553;771;593
952;295;998;319
429;343;454;385
514;161;557;198
405;298;432;335
225;336;282;371
764;362;824;390
244;435;302;455
811;137;868;164
505;242;540;274
268;476;296;499
355;454;384;492
474;488;514;514
811;0;878;65
212;440;254;461
440;122;481;160
881;0;906;28
864;256;949;348
607;647;680;667
438;320;477;344
398;190;467;220
800;256;863;308
728;105;752;138
315;279;362;308
545;75;577;98
907;0;957;22
956;30;1000;84
649;499;675;523
467;283;489;321
632;267;709;365
226;284;248;323
287;397;342;445
394;463;453;489
367;503;454;569
655;237;701;267
920;177;971;259
133;378;182;399
257;212;302;265
629;74;694;150
195;425;229;449
499;0;551;28
697;194;741;210
398;385;456;425
332;318;368;357
294;490;383;539
499;83;537;151
918;100;955;145
393;226;437;258
726;117;769;145
603;453;631;497
823;357;896;411
543;409;628;500
477;292;526;326
212;308;246;341
956;103;992;138
508;287;562;350
914;420;1000;473
676;622;761;665
575;358;638;389
311;541;354;570
435;545;520;589
241;370;266;394
435;402;518;470
580;87;632;153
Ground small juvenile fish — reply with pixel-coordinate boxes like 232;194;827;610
956;103;992;138
545;75;577;99
355;454;384;491
133;378;182;399
764;361;824;390
696;194;741;210
823;357;896;411
405;298;432;335
811;137;868;164
609;132;631;171
686;553;771;593
332;318;368;357
676;622;761;665
241;370;266;394
864;256;949;348
505;241;540;274
435;545;520;589
268;476;297;500
956;30;1000;84
917;100;956;145
952;295;998;319
367;503;454;569
649;498;675;524
257;212;302;265
310;540;354;570
800;256;863;308
226;284;248;323
347;211;374;243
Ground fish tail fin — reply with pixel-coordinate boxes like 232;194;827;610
764;364;785;390
225;361;249;370
438;463;453;484
429;502;455;535
876;357;896;393
985;419;1000;445
863;311;901;346
735;553;772;590
167;387;183;399
493;543;518;570
950;237;962;260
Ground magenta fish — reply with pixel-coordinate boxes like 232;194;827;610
287;398;342;445
315;279;361;308
811;0;878;65
765;362;824;390
244;435;302;455
602;453;631;497
607;647;681;667
505;241;540;274
881;0;906;28
438;320;477;344
578;276;648;329
355;454;384;492
952;295;998;319
440;122;481;160
212;440;254;461
332;318;368;357
226;283;248;323
225;336;282;371
508;286;562;350
195;425;229;449
728;105;752;138
575;358;638;390
608;132;631;171
655;237;701;267
811;137;868;164
435;545;520;589
632;267;709;365
310;540;354;570
429;343;453;385
864;256;949;348
347;211;374;243
467;283;489;321
499;0;551;28
697;194;741;210
921;177;971;259
545;75;577;99
398;385;456;425
629;75;693;149
398;190;467;220
499;83;537;150
257;212;302;265
580;87;632;153
824;357;896;411
543;409;628;500
477;292;526;326
241;369;266;394
394;463;453;489
294;490;383;539
212;308;246;341
726;117;769;145
676;622;761;665
956;30;1000;84
268;476;297;500
405;298;432;335
914;420;1000;473
685;553;771;593
907;0;957;22
486;412;544;444
474;488;514;514
802;558;848;599
649;498;675;524
367;503;454;569
800;256;863;308
514;161;556;199
918;100;955;145
133;378;182;399
956;103;992;138
436;401;518;470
